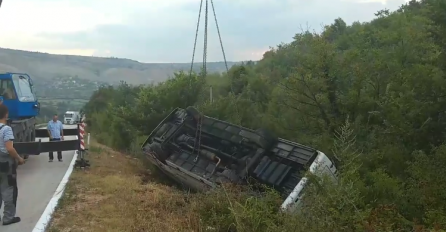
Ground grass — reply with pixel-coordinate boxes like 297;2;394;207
44;130;445;232
46;141;302;232
47;142;200;232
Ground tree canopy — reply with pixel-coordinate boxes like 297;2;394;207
83;1;446;230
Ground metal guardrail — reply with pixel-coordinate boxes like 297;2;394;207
15;124;80;155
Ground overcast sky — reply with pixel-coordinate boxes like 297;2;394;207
0;0;409;63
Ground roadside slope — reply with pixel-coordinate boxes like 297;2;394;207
47;142;198;232
46;141;312;232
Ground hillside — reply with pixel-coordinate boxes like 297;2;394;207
0;47;240;122
0;47;240;85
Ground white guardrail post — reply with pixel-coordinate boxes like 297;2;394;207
79;121;85;150
87;132;91;148
74;115;90;169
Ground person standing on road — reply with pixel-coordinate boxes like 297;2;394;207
0;104;24;226
47;114;64;162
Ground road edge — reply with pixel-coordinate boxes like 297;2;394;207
31;147;79;232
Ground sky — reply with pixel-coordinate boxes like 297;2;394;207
0;0;410;63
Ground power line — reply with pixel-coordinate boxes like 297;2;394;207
189;0;229;86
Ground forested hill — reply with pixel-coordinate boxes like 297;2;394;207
83;0;446;231
0;47;238;85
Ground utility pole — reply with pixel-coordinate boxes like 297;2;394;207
210;85;213;103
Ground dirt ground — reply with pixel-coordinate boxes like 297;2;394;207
47;142;201;232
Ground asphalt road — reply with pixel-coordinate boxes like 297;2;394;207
1;124;78;232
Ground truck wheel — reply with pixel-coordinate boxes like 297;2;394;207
148;142;168;164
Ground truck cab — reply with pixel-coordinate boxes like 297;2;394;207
0;73;39;119
64;111;80;124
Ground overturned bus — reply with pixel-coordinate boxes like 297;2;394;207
141;106;337;212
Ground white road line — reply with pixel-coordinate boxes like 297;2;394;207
31;138;79;232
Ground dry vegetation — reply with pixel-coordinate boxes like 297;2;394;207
47;141;305;232
47;142;200;232
47;133;444;232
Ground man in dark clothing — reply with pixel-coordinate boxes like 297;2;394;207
0;104;24;225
